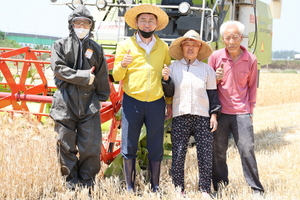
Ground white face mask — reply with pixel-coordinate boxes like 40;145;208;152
74;28;90;39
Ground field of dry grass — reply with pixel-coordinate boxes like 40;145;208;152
0;72;300;200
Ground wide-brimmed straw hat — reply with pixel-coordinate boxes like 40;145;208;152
169;30;213;61
124;4;169;31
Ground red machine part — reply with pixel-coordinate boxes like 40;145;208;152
0;47;51;120
0;47;122;165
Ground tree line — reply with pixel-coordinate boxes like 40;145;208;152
272;50;300;60
0;31;50;50
0;31;21;48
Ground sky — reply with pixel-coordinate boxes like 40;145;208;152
0;0;299;52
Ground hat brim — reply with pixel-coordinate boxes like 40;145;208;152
169;37;213;61
124;4;169;31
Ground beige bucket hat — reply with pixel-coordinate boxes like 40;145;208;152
124;4;169;31
169;30;213;61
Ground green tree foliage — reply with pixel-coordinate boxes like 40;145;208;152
0;31;21;48
33;44;50;50
272;50;300;59
0;31;5;40
33;44;51;60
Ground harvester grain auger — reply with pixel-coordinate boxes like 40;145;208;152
0;47;172;176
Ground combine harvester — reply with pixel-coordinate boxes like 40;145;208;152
0;0;282;176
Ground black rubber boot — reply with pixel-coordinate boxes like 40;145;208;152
123;158;136;192
148;161;161;192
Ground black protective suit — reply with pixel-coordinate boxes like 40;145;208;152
50;5;110;188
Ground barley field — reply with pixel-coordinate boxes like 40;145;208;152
0;72;300;200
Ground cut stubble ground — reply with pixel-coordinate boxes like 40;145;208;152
0;72;299;199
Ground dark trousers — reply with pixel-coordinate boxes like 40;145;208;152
121;93;165;161
55;111;102;188
212;113;264;192
171;114;212;193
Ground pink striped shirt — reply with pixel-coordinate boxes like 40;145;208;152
208;46;258;114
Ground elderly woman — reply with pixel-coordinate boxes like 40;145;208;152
162;30;221;198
